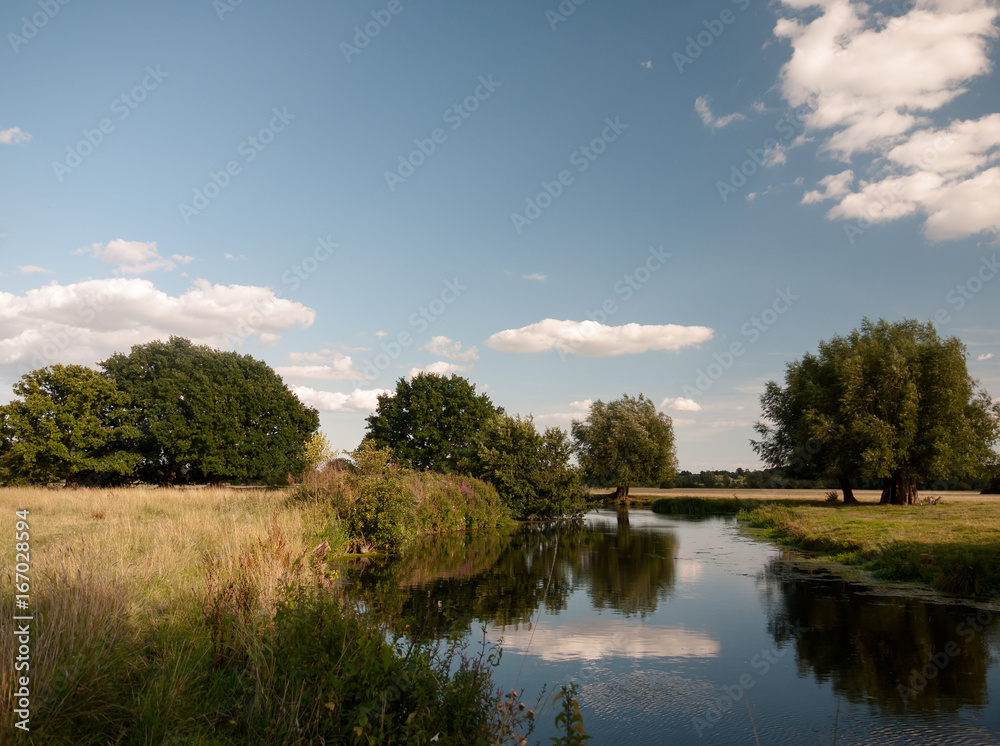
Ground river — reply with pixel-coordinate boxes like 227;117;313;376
341;508;1000;745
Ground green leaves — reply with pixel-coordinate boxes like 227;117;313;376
752;318;1000;500
0;364;140;485
102;336;319;484
365;373;500;474
571;394;677;497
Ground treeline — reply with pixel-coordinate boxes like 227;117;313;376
671;469;993;492
0;337;318;487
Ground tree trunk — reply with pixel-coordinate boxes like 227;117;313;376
880;473;918;505
614;485;629;502
837;475;858;504
617;504;630;527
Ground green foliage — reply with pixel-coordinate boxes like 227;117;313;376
551;683;589;745
753;318;1000;504
0;364;140;485
102;336;319;485
295;446;511;551
364;372;501;473
571;394;677;498
473;414;588;520
303;430;335;471
348;442;413;550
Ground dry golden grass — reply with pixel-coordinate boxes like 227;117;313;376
0;485;320;735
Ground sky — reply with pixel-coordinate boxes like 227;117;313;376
1;0;999;471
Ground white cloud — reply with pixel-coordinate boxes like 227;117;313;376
0;127;31;145
660;396;702;412
421;336;479;362
407;361;471;378
0;277;314;367
695;95;746;130
19;265;50;274
570;399;593;411
375;330;387;339
291;386;390;413
486;319;713;357
275;351;365;381
802;170;855;203
523;273;548;281
77;239;193;275
495;620;720;661
978;352;995;361
776;0;1000;240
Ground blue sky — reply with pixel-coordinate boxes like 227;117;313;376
1;0;998;470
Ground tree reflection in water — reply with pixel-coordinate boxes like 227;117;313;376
758;556;997;716
343;514;678;641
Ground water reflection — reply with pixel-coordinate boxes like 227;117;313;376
344;512;679;639
759;556;996;716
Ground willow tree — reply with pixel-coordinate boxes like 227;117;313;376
572;394;677;501
753;319;999;505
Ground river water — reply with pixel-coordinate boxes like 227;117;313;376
342;508;1000;745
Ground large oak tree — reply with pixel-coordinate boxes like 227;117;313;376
753;319;1000;505
102;336;318;484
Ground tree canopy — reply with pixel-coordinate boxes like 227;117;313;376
470;413;587;519
572;394;677;500
752;319;1000;504
102;336;319;484
364;373;500;473
0;364;140;485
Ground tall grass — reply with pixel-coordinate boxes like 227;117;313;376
0;486;542;744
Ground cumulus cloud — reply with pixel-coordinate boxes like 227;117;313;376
291;386;390;413
421;336;479;362
77;239;193;275
978;352;994;361
0;127;31;145
407;361;472;378
660;396;702;412
486;319;713;357
570;399;593;411
523;273;548;281
275;350;365;381
0;277;314;368
19;266;50;274
776;0;1000;240
802;170;855;203
695;95;746;130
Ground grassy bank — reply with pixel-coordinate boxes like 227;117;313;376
738;498;1000;598
0;486;542;744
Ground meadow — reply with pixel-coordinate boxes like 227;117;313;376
0;485;535;745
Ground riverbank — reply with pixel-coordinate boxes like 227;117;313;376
651;493;1000;599
0;486;536;744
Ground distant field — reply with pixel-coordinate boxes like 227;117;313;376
596;487;996;503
